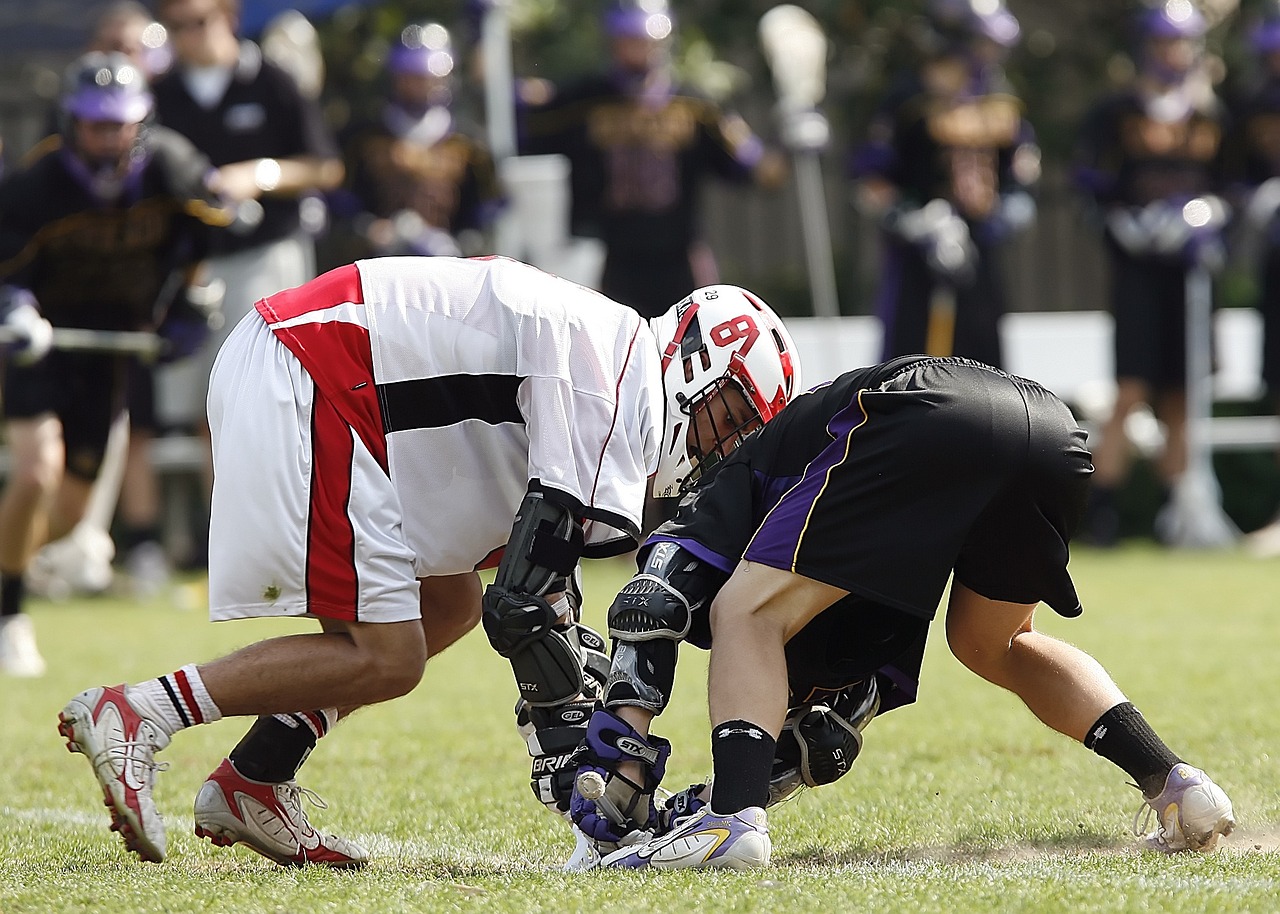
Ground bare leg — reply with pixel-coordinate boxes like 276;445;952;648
1153;387;1188;485
944;582;1125;741
199;617;428;715
707;562;848;737
1091;378;1151;489
0;415;65;572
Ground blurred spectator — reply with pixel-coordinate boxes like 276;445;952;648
332;21;502;264
0;52;228;675
149;0;343;565
1228;0;1280;555
849;0;1037;369
518;0;786;320
88;1;173;78
1073;0;1227;546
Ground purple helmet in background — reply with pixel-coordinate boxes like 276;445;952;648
604;0;674;41
60;51;153;127
1251;1;1280;55
1137;0;1208;41
388;22;454;78
926;0;1020;51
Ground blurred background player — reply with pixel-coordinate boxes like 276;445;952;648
0;51;228;676
1229;1;1280;556
150;0;344;567
518;0;787;321
850;0;1038;369
332;21;502;264
1073;0;1228;546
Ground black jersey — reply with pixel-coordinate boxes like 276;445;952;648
650;356;1093;623
0;126;227;331
852;66;1038;224
342;107;500;235
1074;87;1226;207
519;74;761;253
152;41;338;253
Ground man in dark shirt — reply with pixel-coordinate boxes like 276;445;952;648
149;0;344;525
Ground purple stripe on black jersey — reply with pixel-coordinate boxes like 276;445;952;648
644;534;737;575
743;391;869;572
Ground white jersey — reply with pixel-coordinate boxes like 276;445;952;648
253;256;661;576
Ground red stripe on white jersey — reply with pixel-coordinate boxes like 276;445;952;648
256;263;364;323
306;394;359;621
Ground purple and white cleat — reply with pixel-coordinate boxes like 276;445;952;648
1134;765;1235;852
600;805;770;870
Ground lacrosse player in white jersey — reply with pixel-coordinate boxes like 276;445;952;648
55;256;802;867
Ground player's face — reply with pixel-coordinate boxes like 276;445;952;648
393;72;449;111
73;118;142;170
1146;36;1198;77
610;35;661;76
688;383;760;473
162;0;232;66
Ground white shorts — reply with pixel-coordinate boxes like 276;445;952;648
205;312;421;624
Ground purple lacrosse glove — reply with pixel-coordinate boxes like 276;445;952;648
569;708;670;844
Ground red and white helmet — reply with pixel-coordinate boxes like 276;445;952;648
649;285;803;497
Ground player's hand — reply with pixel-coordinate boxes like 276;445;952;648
0;287;53;365
568;709;671;843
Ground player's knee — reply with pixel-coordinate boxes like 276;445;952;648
361;630;428;701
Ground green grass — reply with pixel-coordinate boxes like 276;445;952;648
3;547;1279;912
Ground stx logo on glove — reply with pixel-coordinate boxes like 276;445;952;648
614;736;662;765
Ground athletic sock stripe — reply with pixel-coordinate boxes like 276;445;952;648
159;676;192;728
301;711;328;737
173;669;204;725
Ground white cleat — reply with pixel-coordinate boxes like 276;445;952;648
0;614;46;677
58;685;170;862
194;758;368;868
600;805;771;870
1135;765;1236;853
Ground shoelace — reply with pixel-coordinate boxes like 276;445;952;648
1132;797;1181;849
276;781;328;820
93;739;170;783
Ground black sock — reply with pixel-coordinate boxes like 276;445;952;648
228;715;320;783
0;574;24;618
1084;702;1181;797
710;720;776;814
117;524;163;554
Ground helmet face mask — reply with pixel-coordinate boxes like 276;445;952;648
650;286;802;498
682;378;764;488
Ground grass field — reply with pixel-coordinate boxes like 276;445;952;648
3;545;1279;913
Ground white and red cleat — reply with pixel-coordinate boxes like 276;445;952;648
58;685;170;863
194;758;368;868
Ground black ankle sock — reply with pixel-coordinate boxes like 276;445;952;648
1084;702;1181;797
229;715;318;783
710;720;776;814
0;574;24;618
117;524;163;554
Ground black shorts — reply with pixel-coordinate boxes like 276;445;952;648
1108;242;1191;389
742;358;1094;619
3;351;129;480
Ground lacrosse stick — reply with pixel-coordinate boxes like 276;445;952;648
760;5;839;319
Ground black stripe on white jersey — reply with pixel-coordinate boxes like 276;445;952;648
378;374;526;432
